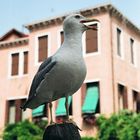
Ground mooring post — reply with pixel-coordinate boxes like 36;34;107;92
43;122;81;140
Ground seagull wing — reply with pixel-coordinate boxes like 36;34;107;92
37;56;52;72
29;56;56;98
21;56;56;109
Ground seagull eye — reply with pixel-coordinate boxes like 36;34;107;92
75;15;81;19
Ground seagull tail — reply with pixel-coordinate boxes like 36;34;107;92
20;99;32;111
20;103;27;111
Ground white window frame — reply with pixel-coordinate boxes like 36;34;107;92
7;95;27;100
35;32;51;66
8;48;29;79
84;78;100;84
57;27;63;49
116;27;124;60
82;22;101;57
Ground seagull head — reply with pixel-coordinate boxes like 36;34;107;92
63;14;99;34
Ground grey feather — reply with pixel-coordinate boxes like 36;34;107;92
38;56;52;72
21;57;56;109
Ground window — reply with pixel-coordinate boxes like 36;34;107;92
137;94;140;113
118;84;128;110
10;51;28;77
82;82;100;114
82;82;100;124
11;53;19;76
55;97;72;116
117;28;122;57
38;35;48;62
55;97;72;123
21;99;27;121
32;104;48;123
57;30;64;48
8;100;16;124
132;90;140;112
69;100;72;116
60;31;64;45
32;104;47;118
6;99;27;124
86;24;98;53
130;38;135;65
23;51;28;74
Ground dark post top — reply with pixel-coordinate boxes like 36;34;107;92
43;122;81;140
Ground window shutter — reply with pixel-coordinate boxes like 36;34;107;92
117;28;121;56
23;51;28;74
82;82;99;114
15;99;22;122
5;100;9;124
130;38;134;64
55;97;72;116
60;31;64;45
123;87;128;109
118;84;128;110
86;24;98;53
11;53;19;75
32;104;45;117
38;35;48;62
137;93;140;112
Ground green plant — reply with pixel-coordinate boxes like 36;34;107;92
96;110;140;140
3;120;44;140
34;119;48;130
81;137;97;140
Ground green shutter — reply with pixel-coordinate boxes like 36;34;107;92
32;104;45;117
55;96;72;116
82;85;99;114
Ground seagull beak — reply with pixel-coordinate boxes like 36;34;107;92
80;18;99;30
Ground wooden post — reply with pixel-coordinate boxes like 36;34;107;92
43;122;81;140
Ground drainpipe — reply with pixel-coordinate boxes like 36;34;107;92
109;13;116;113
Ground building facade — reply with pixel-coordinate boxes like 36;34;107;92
0;4;140;136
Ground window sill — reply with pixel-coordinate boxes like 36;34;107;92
130;63;137;68
8;74;29;79
84;51;100;57
56;115;73;123
116;55;125;61
35;61;42;67
82;113;100;125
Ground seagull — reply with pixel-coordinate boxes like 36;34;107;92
21;14;98;123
